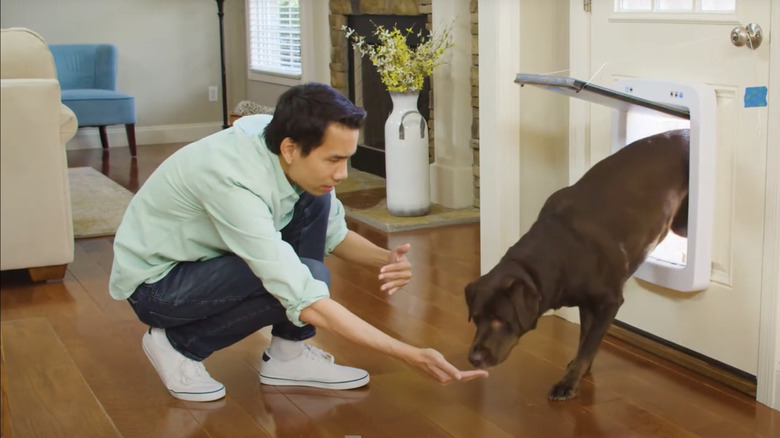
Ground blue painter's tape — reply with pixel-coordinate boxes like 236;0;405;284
744;86;768;108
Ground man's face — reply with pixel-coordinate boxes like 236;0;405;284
281;122;358;196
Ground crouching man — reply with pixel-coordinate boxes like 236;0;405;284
109;82;488;401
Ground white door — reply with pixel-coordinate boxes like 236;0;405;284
575;0;771;376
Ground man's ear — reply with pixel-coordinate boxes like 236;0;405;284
279;137;298;165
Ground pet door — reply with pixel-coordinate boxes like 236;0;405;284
515;74;716;292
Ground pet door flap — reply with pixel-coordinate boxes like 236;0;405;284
514;74;690;120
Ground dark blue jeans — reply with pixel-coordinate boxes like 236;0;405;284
127;192;331;361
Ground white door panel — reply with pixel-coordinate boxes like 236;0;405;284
587;0;770;374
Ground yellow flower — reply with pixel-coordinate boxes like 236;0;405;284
343;22;455;92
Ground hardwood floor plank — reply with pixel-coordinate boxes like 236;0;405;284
1;334;13;438
0;271;96;323
232;391;332;438
67;241;136;323
369;371;516;438
588;399;703;438
182;397;275;438
692;420;768;438
77;237;117;276
107;405;211;438
279;386;434;438
1;318;121;438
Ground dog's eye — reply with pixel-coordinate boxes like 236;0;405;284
490;319;504;331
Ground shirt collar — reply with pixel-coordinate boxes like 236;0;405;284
234;114;302;200
255;128;301;200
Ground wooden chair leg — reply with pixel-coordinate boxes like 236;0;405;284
125;124;137;156
98;126;110;149
27;264;68;282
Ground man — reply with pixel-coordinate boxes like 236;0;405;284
109;82;487;402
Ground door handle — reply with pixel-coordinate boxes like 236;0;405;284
730;23;763;50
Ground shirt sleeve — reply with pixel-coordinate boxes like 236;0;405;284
201;182;329;327
324;190;349;256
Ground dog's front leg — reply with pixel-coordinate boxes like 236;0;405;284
568;306;595;375
548;300;621;401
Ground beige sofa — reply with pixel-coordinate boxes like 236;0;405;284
1;28;78;281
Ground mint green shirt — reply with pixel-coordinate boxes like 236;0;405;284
108;114;348;326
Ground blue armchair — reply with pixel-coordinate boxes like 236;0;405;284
49;44;137;156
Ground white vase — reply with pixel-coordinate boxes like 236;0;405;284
384;90;430;216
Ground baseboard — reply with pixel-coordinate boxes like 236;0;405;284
65;122;223;150
606;322;757;397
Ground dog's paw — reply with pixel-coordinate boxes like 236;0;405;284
547;381;578;401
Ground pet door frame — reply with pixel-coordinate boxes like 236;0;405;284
515;74;716;292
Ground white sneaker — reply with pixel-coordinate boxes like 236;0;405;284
259;344;369;390
142;328;226;402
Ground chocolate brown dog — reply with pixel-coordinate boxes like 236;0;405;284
465;129;690;401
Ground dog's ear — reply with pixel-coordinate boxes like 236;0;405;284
465;282;477;321
506;276;541;331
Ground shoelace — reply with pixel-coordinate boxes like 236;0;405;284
179;358;210;384
302;345;334;364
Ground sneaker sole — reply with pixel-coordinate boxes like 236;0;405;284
167;386;226;402
259;373;369;390
142;333;226;402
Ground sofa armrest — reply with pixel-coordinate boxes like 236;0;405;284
59;103;77;145
0;78;74;271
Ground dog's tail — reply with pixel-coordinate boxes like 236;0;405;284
671;193;688;238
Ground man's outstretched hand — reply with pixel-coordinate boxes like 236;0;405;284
411;348;490;384
379;243;412;295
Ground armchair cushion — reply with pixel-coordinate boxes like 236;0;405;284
59;89;135;126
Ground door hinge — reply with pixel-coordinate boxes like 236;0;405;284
584;0;592;12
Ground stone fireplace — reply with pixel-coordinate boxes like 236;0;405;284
330;0;481;208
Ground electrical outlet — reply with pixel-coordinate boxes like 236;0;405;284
208;86;218;101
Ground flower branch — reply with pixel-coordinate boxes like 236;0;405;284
343;22;455;92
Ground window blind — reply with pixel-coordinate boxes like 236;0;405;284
247;0;301;77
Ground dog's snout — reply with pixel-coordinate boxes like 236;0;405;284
468;349;487;368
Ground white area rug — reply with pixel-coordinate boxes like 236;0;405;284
68;167;134;238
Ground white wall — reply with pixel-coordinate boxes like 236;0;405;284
0;0;248;148
516;0;569;231
430;0;474;209
478;0;569;271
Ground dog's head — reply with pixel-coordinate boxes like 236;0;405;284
465;271;541;369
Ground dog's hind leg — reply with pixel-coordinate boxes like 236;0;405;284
548;298;622;401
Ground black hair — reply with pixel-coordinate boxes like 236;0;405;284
263;82;366;156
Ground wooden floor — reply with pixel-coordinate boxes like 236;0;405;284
1;144;778;438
